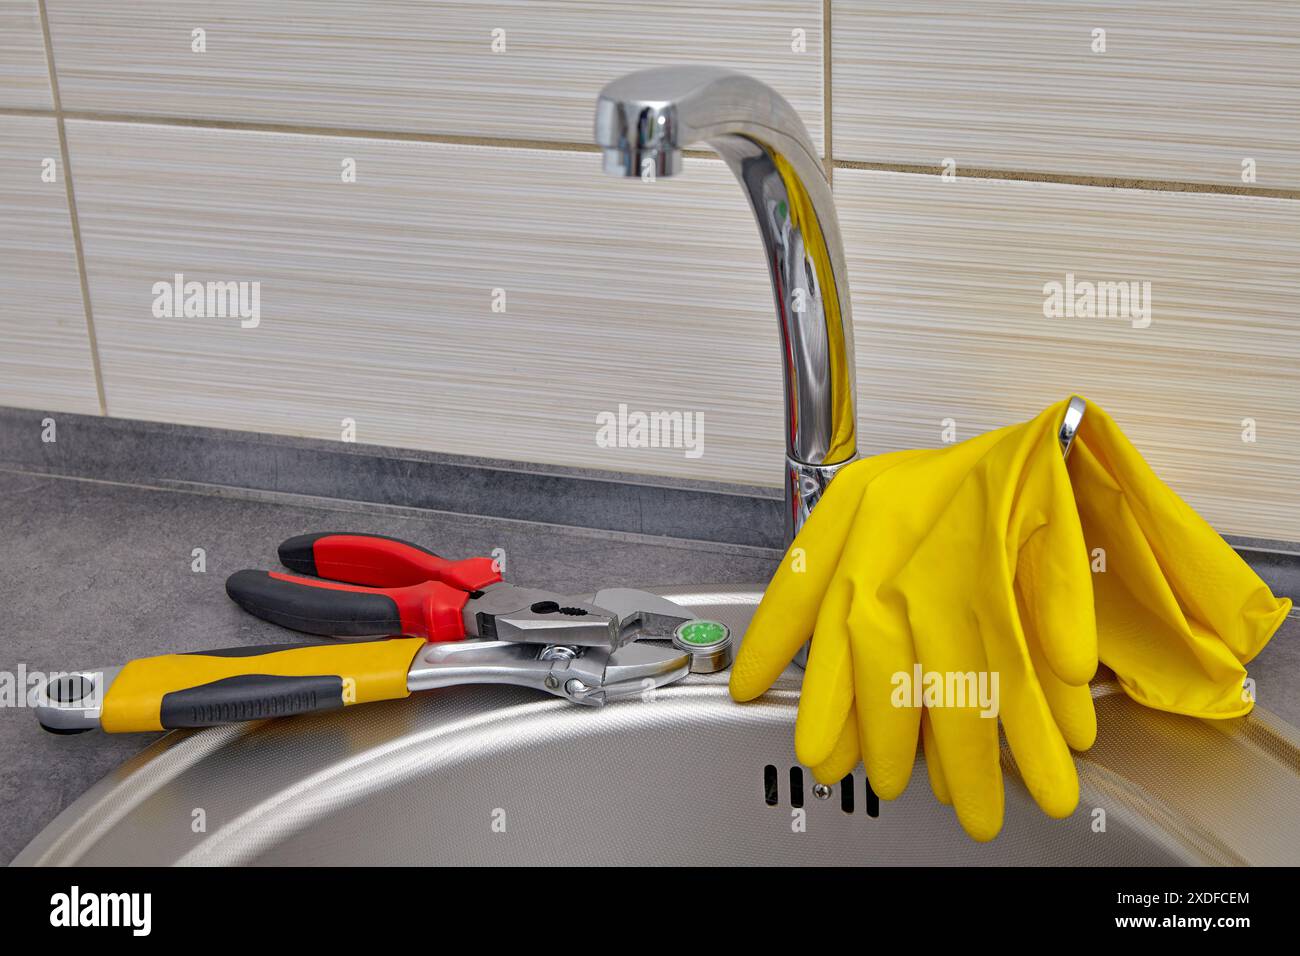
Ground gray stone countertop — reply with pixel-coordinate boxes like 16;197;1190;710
0;469;780;865
1;467;1296;865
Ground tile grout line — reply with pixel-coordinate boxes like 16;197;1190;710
9;106;607;152
823;0;833;184
834;159;1300;200
1;105;1294;201
34;1;108;416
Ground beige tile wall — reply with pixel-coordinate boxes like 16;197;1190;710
833;1;1300;189
0;115;99;413
1;2;1297;539
0;0;52;109
65;122;784;480
44;0;824;149
837;170;1298;538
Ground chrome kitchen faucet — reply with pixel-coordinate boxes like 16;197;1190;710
595;66;859;542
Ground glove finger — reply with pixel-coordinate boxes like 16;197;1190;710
921;707;951;805
909;608;1004;842
1023;581;1097;750
1017;544;1096;752
795;577;856;767
1014;400;1097;686
811;707;861;784
885;462;1008;843
926;697;1003;842
852;581;922;802
729;458;874;701
978;591;1080;821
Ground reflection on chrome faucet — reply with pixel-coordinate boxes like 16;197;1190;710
595;66;858;542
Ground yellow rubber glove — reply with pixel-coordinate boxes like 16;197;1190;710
856;402;1095;840
732;396;1291;843
726;443;931;782
733;400;1097;839
1069;405;1291;717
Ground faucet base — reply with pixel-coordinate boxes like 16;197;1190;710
784;455;856;671
784;455;857;547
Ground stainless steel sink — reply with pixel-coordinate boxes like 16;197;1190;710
16;586;1300;866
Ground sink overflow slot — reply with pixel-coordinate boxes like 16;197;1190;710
762;764;880;819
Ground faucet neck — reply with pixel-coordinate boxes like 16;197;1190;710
596;66;858;539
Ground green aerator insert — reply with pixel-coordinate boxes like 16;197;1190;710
674;619;730;647
672;618;733;674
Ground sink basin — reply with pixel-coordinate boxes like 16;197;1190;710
15;586;1300;866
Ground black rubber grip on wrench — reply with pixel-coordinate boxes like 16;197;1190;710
159;674;344;728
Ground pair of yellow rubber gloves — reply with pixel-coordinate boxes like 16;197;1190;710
731;398;1291;841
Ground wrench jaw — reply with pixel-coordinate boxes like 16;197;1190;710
489;600;621;648
468;586;700;652
498;590;697;704
590;587;699;644
465;585;623;648
405;638;692;708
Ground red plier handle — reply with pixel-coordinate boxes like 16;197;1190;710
225;533;503;642
279;532;501;591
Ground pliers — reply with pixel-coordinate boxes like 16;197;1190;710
223;532;678;648
35;533;698;735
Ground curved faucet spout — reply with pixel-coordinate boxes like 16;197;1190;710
595;66;858;541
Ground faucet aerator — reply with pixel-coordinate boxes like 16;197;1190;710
601;146;682;178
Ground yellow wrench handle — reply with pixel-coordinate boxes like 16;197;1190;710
100;637;425;733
